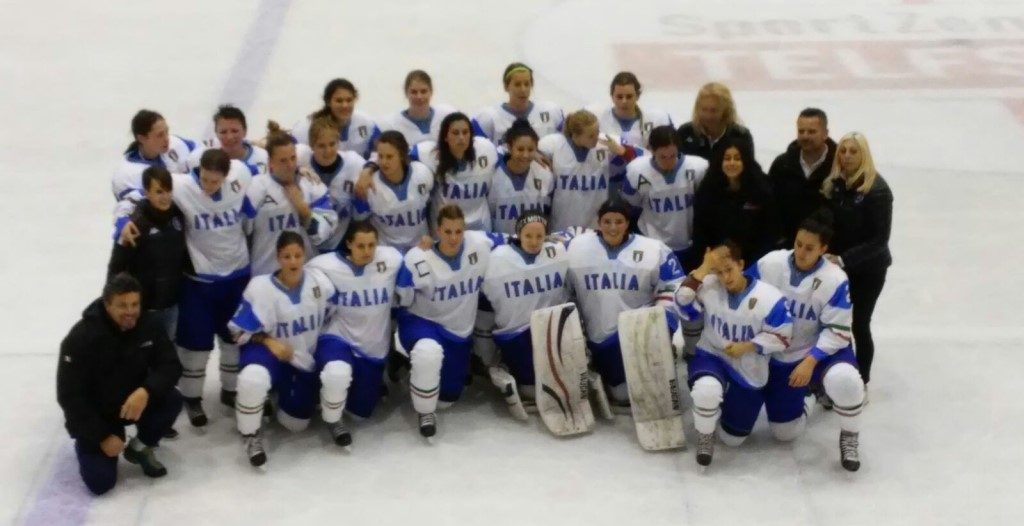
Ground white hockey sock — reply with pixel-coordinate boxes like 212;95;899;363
236;364;271;435
824;363;866;433
218;339;240;392
177;347;211;399
320;360;354;424
409;339;443;414
691;376;724;435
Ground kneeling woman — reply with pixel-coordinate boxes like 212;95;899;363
749;209;865;471
674;242;793;468
229;232;336;467
566;199;684;406
307;221;404;446
482;212;570;414
396;205;502;437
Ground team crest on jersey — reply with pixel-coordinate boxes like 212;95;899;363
643;122;654;132
748;297;758;309
231;180;241;193
545;246;555;258
168;150;179;162
596;150;607;162
477;156;489;169
417;184;427;195
468;252;478;265
632;250;643;262
540;111;550;123
262;195;278;206
256;162;268;173
343;181;354;193
376;262;386;273
812;278;822;291
685;169;696;182
358;126;368;138
414;260;430;277
313;286;321;298
533;178;541;190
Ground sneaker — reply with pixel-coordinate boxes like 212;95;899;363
330;420;352;447
220;389;236;408
123;439;167;478
162;427;179;440
839;430;860;472
184;397;207;427
418;412;437;438
245;431;267;467
696;432;715;467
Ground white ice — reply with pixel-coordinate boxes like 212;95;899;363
3;0;1023;524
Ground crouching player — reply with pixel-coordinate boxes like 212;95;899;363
674;241;793;468
750;209;866;471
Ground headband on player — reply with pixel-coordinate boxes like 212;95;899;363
514;212;548;235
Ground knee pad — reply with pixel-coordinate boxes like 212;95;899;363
320;360;354;389
237;365;272;395
410;339;444;371
276;410;310;432
823;363;865;409
691;376;724;410
718;426;748;447
769;416;806;442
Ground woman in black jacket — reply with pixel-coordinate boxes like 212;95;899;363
691;139;779;271
676;82;756;164
108;166;187;337
821;132;893;384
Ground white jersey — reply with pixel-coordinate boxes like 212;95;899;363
228;269;336;372
310;150;367;252
354;162;434;253
307;247;403;360
243;173;337;275
674;275;794;388
621;154;709;252
112;135;196;201
472;101;564;143
412;137;498;232
751;250;854;364
482;242;570;338
169;161;255;281
380;104;456;146
539;134;638;231
566;232;684;344
397;231;502;338
488;158;554;235
594;106;674;149
188;139;269;175
292;111;380;159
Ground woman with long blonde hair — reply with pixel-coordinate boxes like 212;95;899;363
820;131;893;386
676;82;756;163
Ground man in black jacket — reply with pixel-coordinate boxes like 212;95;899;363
56;273;183;495
767;107;836;247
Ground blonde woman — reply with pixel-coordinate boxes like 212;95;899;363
676;82;755;163
820;132;892;386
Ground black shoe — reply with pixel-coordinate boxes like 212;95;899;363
330;421;352;447
418;412;437;438
220;389;236;408
162;427;179;440
696;433;715;467
184;397;207;427
123;440;168;478
245;431;267;467
840;430;861;472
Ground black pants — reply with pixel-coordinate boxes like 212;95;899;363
75;389;183;495
847;267;888;383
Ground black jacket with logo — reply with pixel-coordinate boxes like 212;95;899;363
676;121;757;164
56;299;181;445
824;174;894;274
767;138;836;247
107;200;187;310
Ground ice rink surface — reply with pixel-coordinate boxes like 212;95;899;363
3;0;1024;524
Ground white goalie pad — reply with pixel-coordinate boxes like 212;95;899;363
618;307;686;451
531;303;595;436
